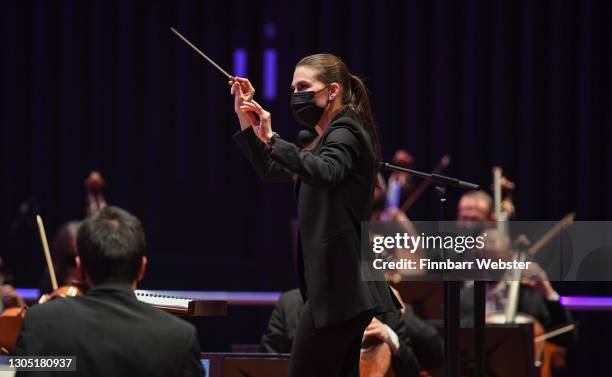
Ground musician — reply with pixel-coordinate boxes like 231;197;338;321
231;53;400;377
456;190;495;223
39;221;82;295
39;172;106;295
0;286;25;312
457;190;576;349
0;257;26;311
260;288;444;376
14;206;204;377
371;149;415;220
384;149;414;209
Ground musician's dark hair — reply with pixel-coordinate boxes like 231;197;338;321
296;54;382;163
76;206;146;284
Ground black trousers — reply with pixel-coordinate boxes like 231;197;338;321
288;301;374;377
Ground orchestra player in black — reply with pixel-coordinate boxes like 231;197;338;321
14;206;203;377
231;53;400;377
260;288;445;376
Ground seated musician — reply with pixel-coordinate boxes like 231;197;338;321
384;149;415;209
260;287;444;376
40;171;106;295
0;257;25;312
39;221;82;295
370;149;415;221
457;190;576;350
14;206;204;377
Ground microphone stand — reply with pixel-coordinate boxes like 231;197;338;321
380;162;480;377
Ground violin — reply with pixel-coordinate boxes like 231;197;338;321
0;306;26;354
0;258;26;354
38;282;86;304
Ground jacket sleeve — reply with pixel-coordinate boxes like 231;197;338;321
269;125;361;190
383;311;422;377
542;299;577;348
259;297;289;353
13;318;29;357
233;127;295;183
14;311;37;377
182;326;205;377
401;306;445;369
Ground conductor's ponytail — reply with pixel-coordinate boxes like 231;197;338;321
347;74;381;163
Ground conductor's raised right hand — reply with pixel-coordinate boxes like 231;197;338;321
229;76;255;113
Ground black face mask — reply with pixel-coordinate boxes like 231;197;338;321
290;87;328;128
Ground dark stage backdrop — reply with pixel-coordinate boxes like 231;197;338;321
1;0;611;374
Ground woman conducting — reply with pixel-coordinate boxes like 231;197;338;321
230;53;400;377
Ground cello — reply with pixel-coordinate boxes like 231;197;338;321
359;286;406;377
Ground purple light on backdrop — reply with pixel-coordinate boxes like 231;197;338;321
560;296;612;311
233;48;247;77
264;22;277;40
15;288;40;301
263;49;277;100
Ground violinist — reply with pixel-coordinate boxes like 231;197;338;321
39;221;81;295
39;171;106;296
14;206;203;377
371;149;415;220
0;257;25;311
384;149;415;209
0;286;25;312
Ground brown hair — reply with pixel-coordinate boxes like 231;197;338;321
296;54;382;163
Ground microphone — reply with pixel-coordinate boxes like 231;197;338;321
380;162;479;190
297;128;317;147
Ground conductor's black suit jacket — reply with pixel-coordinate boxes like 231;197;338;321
14;283;203;377
234;111;400;328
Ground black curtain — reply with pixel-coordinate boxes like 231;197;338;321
1;0;611;373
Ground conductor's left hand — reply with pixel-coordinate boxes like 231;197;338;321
240;100;274;143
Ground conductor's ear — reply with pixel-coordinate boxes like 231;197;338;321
329;82;341;101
